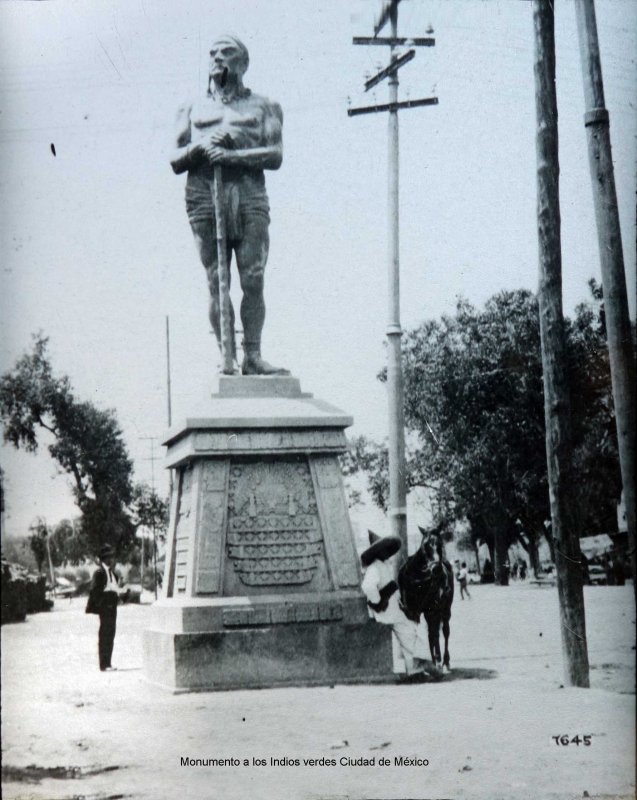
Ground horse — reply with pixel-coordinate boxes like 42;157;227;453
398;524;454;672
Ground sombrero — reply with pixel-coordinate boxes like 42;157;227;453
360;530;401;567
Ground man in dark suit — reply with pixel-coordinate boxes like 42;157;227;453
86;544;121;671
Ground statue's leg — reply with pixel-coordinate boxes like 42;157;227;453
235;216;288;375
190;220;236;362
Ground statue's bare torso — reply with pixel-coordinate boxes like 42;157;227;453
176;92;283;184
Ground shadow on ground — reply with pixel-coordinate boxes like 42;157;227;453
401;665;498;684
2;763;124;784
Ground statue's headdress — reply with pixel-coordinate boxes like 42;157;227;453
210;34;249;72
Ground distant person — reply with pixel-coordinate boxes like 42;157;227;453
518;560;527;581
456;561;471;599
613;552;626;586
511;562;519;580
360;531;428;681
604;554;616;586
86;544;121;672
481;558;495;584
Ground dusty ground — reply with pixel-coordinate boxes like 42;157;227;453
2;582;635;800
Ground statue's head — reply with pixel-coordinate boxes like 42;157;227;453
208;35;249;88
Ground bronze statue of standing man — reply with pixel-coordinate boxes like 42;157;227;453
171;35;288;375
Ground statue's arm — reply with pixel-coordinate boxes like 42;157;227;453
170;104;204;174
205;100;283;170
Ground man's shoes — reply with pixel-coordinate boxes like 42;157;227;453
100;666;117;672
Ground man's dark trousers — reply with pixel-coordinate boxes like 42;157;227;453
98;592;118;670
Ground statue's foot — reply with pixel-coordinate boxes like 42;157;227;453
218;358;240;376
242;355;290;376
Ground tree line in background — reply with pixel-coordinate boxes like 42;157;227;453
0;334;169;567
0;282;625;583
343;281;623;584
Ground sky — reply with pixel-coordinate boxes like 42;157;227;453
1;0;635;541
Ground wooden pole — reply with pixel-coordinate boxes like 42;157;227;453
574;0;636;601
533;0;589;687
386;1;408;554
212;165;234;375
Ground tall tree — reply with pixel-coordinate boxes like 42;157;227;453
49;519;89;566
346;285;620;588
0;334;136;558
130;483;170;544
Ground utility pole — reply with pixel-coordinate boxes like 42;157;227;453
533;0;589;687
574;0;636;602
165;315;174;501
349;0;437;554
140;436;160;600
165;315;172;430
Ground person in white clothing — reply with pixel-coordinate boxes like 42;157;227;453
360;531;428;680
456;561;471;599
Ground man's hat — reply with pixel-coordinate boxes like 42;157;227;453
360;530;401;567
99;543;115;560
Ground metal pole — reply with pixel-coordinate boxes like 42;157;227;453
386;2;408;554
574;0;636;602
533;0;589;687
212;165;235;374
165;316;172;428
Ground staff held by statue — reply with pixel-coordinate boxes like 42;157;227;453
211;165;234;374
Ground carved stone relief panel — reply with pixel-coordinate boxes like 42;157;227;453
310;455;361;588
173;465;195;595
195;460;229;594
225;457;328;589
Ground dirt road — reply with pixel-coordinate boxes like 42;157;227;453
2;582;634;800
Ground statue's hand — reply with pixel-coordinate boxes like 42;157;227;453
204;143;230;164
207;130;235;149
187;141;206;160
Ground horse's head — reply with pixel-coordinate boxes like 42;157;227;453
417;523;445;563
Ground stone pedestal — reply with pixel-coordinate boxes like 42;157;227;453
142;376;393;691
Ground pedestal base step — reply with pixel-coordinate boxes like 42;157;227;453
143;619;394;692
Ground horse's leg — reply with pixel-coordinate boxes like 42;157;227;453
426;614;442;671
433;617;442;666
424;614;437;666
442;611;451;671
